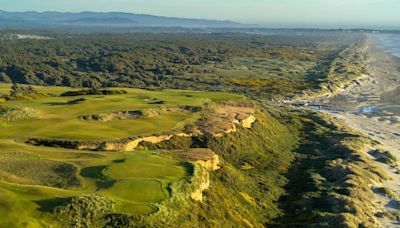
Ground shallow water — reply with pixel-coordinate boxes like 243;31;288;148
305;104;400;115
303;104;344;113
355;105;400;114
375;34;400;58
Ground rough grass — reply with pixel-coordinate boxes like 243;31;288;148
0;179;79;227
0;154;81;188
53;194;114;228
0;106;39;122
371;149;398;167
136;106;299;226
0;85;241;227
299;39;369;99
376;187;399;202
0;139;194;227
274;111;387;227
0;84;242;141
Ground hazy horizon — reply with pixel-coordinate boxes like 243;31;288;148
0;0;399;29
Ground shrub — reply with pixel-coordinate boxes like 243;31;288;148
0;107;39;122
60;88;127;97
54;194;114;228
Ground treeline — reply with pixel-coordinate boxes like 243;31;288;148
60;88;127;97
0;32;363;98
0;83;47;100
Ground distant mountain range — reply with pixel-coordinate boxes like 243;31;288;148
0;11;244;28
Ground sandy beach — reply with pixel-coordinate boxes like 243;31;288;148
320;35;400;227
326;36;400;153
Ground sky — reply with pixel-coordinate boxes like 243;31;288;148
0;0;399;28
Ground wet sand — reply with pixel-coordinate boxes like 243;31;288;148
321;35;400;227
325;36;400;155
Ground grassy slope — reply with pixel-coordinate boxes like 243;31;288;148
298;38;369;100
136;107;299;227
132;105;388;228
273;111;387;227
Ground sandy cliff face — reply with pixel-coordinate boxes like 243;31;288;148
191;153;220;201
27;103;257;152
195;154;220;171
166;148;220;201
104;135;175;151
239;115;256;129
191;170;210;202
184;149;220;201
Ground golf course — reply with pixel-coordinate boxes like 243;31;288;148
0;84;242;227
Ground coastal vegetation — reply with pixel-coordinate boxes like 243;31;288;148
0;85;243;226
0;30;391;227
0;32;363;100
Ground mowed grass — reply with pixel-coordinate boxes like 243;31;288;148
0;142;192;226
0;181;78;227
105;179;165;203
105;153;190;179
0;84;242;141
100;153;191;213
0;84;224;226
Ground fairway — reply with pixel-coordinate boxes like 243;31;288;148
0;84;241;226
0;142;193;225
0;84;242;141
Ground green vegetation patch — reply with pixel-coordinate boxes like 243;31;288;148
274;112;387;227
371;149;398;167
100;153;191;212
104;179;165;203
105;154;190;180
60;88;127;97
0;152;80;188
0;106;39;122
138;108;299;226
0;182;75;227
54;194;114;228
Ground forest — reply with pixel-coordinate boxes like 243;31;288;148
0;31;363;99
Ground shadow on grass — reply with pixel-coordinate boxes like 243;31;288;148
35;197;71;213
179;161;194;176
46;98;86;106
80;165;116;190
148;100;165;105
81;166;108;179
112;159;126;164
273;113;364;226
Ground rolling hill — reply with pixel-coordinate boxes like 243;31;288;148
0;10;243;28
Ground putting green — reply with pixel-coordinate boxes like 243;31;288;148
103;179;166;203
104;154;190;179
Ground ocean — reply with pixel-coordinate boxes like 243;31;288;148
375;33;400;58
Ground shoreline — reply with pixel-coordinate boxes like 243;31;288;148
316;35;400;227
324;35;400;153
